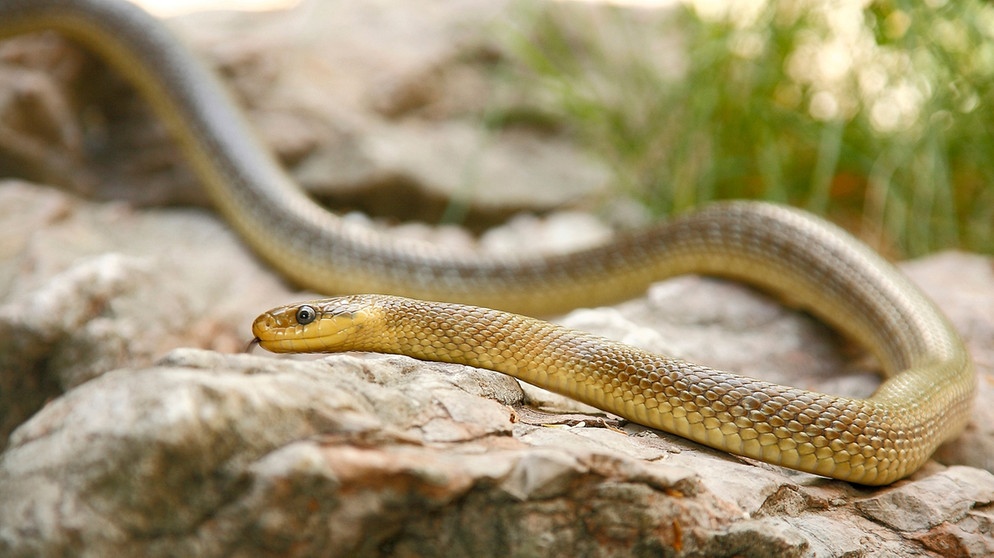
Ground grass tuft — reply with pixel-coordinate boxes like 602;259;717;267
495;0;994;257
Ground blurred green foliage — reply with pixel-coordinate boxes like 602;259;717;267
498;0;994;256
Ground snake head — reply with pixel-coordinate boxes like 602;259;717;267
251;295;380;353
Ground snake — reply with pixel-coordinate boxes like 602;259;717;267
0;0;975;485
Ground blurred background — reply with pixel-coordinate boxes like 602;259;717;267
131;0;300;16
129;0;994;258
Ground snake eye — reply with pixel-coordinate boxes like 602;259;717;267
295;305;317;325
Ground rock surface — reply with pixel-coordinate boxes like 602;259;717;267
1;1;994;557
3;182;994;557
0;0;611;229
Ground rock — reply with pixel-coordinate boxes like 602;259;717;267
2;180;994;556
0;349;710;556
0;180;293;447
0;0;610;227
855;466;994;532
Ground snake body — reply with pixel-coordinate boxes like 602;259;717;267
1;0;975;485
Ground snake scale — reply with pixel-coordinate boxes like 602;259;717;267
0;0;974;485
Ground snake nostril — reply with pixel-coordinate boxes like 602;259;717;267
251;313;277;338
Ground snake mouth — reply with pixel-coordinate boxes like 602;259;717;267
250;314;299;352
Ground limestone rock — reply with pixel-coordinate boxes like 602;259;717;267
6;346;992;557
2;180;994;556
0;0;610;226
0;180;292;447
